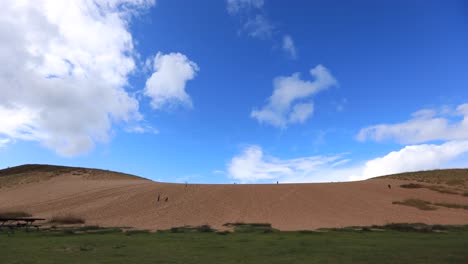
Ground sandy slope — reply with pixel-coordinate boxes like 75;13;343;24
0;165;467;230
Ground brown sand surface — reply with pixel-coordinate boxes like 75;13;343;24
0;165;467;230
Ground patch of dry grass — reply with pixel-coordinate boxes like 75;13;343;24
400;183;424;189
0;211;32;218
399;182;462;196
392;199;437;211
433;203;468;210
49;215;85;225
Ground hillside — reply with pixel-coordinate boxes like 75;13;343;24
0;164;148;189
0;165;467;230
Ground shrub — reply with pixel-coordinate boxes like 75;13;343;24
196;225;214;233
49;215;85;224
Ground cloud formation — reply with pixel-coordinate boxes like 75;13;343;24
282;35;297;59
0;0;155;156
353;140;468;181
357;103;468;144
227;145;345;183
227;141;468;183
251;65;337;128
144;52;199;110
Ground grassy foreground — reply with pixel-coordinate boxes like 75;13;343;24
1;225;468;264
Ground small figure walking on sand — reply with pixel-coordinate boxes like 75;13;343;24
157;194;160;201
388;184;391;189
165;197;168;202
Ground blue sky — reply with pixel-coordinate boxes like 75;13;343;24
1;0;468;183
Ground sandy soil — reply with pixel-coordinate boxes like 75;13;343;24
0;166;467;230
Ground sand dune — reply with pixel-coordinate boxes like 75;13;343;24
1;165;467;230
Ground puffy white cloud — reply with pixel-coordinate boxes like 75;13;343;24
251;65;337;127
357;103;468;144
282;35;297;59
227;145;346;183
0;0;155;156
351;140;468;181
144;52;199;110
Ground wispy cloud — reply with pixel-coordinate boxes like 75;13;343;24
226;140;468;183
282;35;297;59
357;103;468;144
251;65;337;128
227;0;264;15
227;145;347;183
226;0;296;58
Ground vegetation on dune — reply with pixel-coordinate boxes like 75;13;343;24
433;202;468;210
376;169;468;186
392;199;437;210
0;164;146;188
223;222;277;233
49;215;86;225
0;225;467;264
0;211;32;218
393;199;468;211
400;183;425;189
399;182;464;196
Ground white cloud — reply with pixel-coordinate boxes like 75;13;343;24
226;141;468;183
282;35;297;59
227;145;346;183
352;140;468;181
357;103;468;144
144;52;199;110
251;65;337;128
0;0;155;156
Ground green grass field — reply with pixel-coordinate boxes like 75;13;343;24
1;225;468;264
